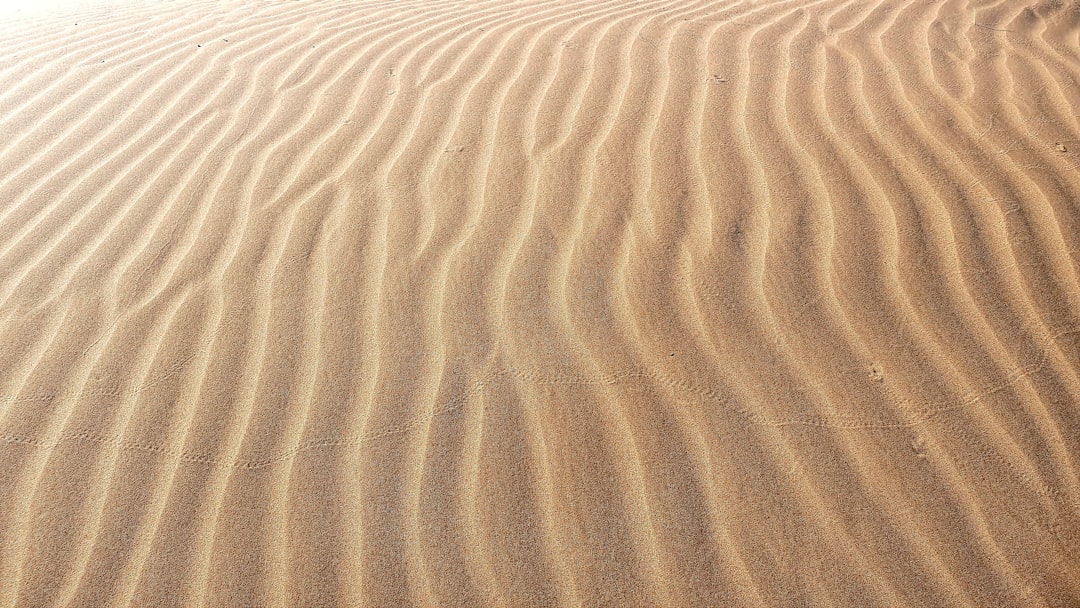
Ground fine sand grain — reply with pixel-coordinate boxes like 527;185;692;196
1;0;1079;605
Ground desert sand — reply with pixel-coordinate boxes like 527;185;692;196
0;0;1078;605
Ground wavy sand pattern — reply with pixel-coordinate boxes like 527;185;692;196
0;0;1078;605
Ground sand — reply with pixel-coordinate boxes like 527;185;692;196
0;0;1078;605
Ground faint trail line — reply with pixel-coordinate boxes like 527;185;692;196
3;327;1076;471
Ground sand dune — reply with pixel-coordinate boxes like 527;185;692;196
0;0;1078;605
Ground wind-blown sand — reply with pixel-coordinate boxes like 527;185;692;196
0;0;1078;605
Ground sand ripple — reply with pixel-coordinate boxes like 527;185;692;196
0;0;1078;605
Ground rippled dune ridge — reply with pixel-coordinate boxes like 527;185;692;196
0;0;1078;605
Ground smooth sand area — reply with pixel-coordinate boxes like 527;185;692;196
0;0;1078;605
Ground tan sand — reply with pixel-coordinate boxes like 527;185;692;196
0;0;1078;605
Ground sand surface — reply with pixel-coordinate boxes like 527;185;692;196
0;0;1079;605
